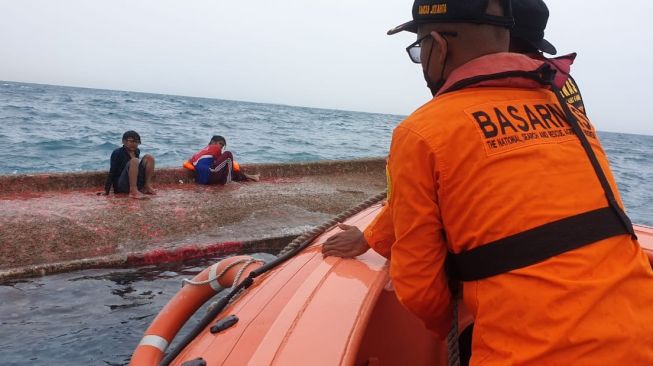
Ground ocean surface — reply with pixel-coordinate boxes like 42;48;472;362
1;80;652;226
1;81;652;365
0;255;275;366
0;81;396;174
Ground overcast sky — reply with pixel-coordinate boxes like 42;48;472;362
1;0;652;135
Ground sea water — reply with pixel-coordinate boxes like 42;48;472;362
0;256;277;366
0;81;395;174
1;81;652;365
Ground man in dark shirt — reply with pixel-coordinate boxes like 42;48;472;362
102;130;156;199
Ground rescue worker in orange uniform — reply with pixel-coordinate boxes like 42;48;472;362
324;0;653;364
322;0;584;260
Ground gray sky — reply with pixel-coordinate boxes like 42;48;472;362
2;0;652;135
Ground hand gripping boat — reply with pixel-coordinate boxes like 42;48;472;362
130;192;653;366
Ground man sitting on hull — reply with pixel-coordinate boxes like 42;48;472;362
187;135;259;185
102;130;156;199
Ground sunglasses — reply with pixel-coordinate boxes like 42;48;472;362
405;31;458;64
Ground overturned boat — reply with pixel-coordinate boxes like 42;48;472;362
0;158;386;281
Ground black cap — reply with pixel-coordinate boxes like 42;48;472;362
388;0;514;35
512;0;557;55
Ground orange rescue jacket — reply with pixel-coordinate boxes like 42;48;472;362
385;52;653;365
364;53;587;257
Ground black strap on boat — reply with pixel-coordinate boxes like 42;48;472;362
445;64;636;282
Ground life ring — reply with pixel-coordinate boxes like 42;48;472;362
182;160;195;171
129;255;264;365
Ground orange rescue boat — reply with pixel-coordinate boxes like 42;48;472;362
131;200;653;365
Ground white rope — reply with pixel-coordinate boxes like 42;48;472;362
181;258;264;288
226;258;262;304
446;295;461;366
203;258;264;311
230;259;259;288
181;262;222;287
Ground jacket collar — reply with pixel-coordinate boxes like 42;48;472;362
435;52;552;98
532;52;577;88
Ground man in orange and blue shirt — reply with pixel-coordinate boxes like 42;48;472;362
188;135;259;185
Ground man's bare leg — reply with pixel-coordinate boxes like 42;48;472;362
141;154;157;195
243;173;260;182
128;158;147;199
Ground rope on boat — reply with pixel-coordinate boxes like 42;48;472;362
446;296;461;366
181;258;264;288
186;258;265;313
230;259;260;290
277;191;388;257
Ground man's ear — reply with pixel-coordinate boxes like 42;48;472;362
430;31;448;65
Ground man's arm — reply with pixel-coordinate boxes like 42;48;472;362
321;222;370;258
321;202;395;259
387;126;452;339
103;150;118;194
363;202;395;258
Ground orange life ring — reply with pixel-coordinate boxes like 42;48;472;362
129;255;263;365
183;160;195;171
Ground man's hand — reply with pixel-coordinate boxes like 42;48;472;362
322;223;370;258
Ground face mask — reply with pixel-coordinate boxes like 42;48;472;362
424;71;447;96
423;37;449;96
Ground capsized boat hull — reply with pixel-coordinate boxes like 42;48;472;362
0;158;386;279
161;204;653;365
